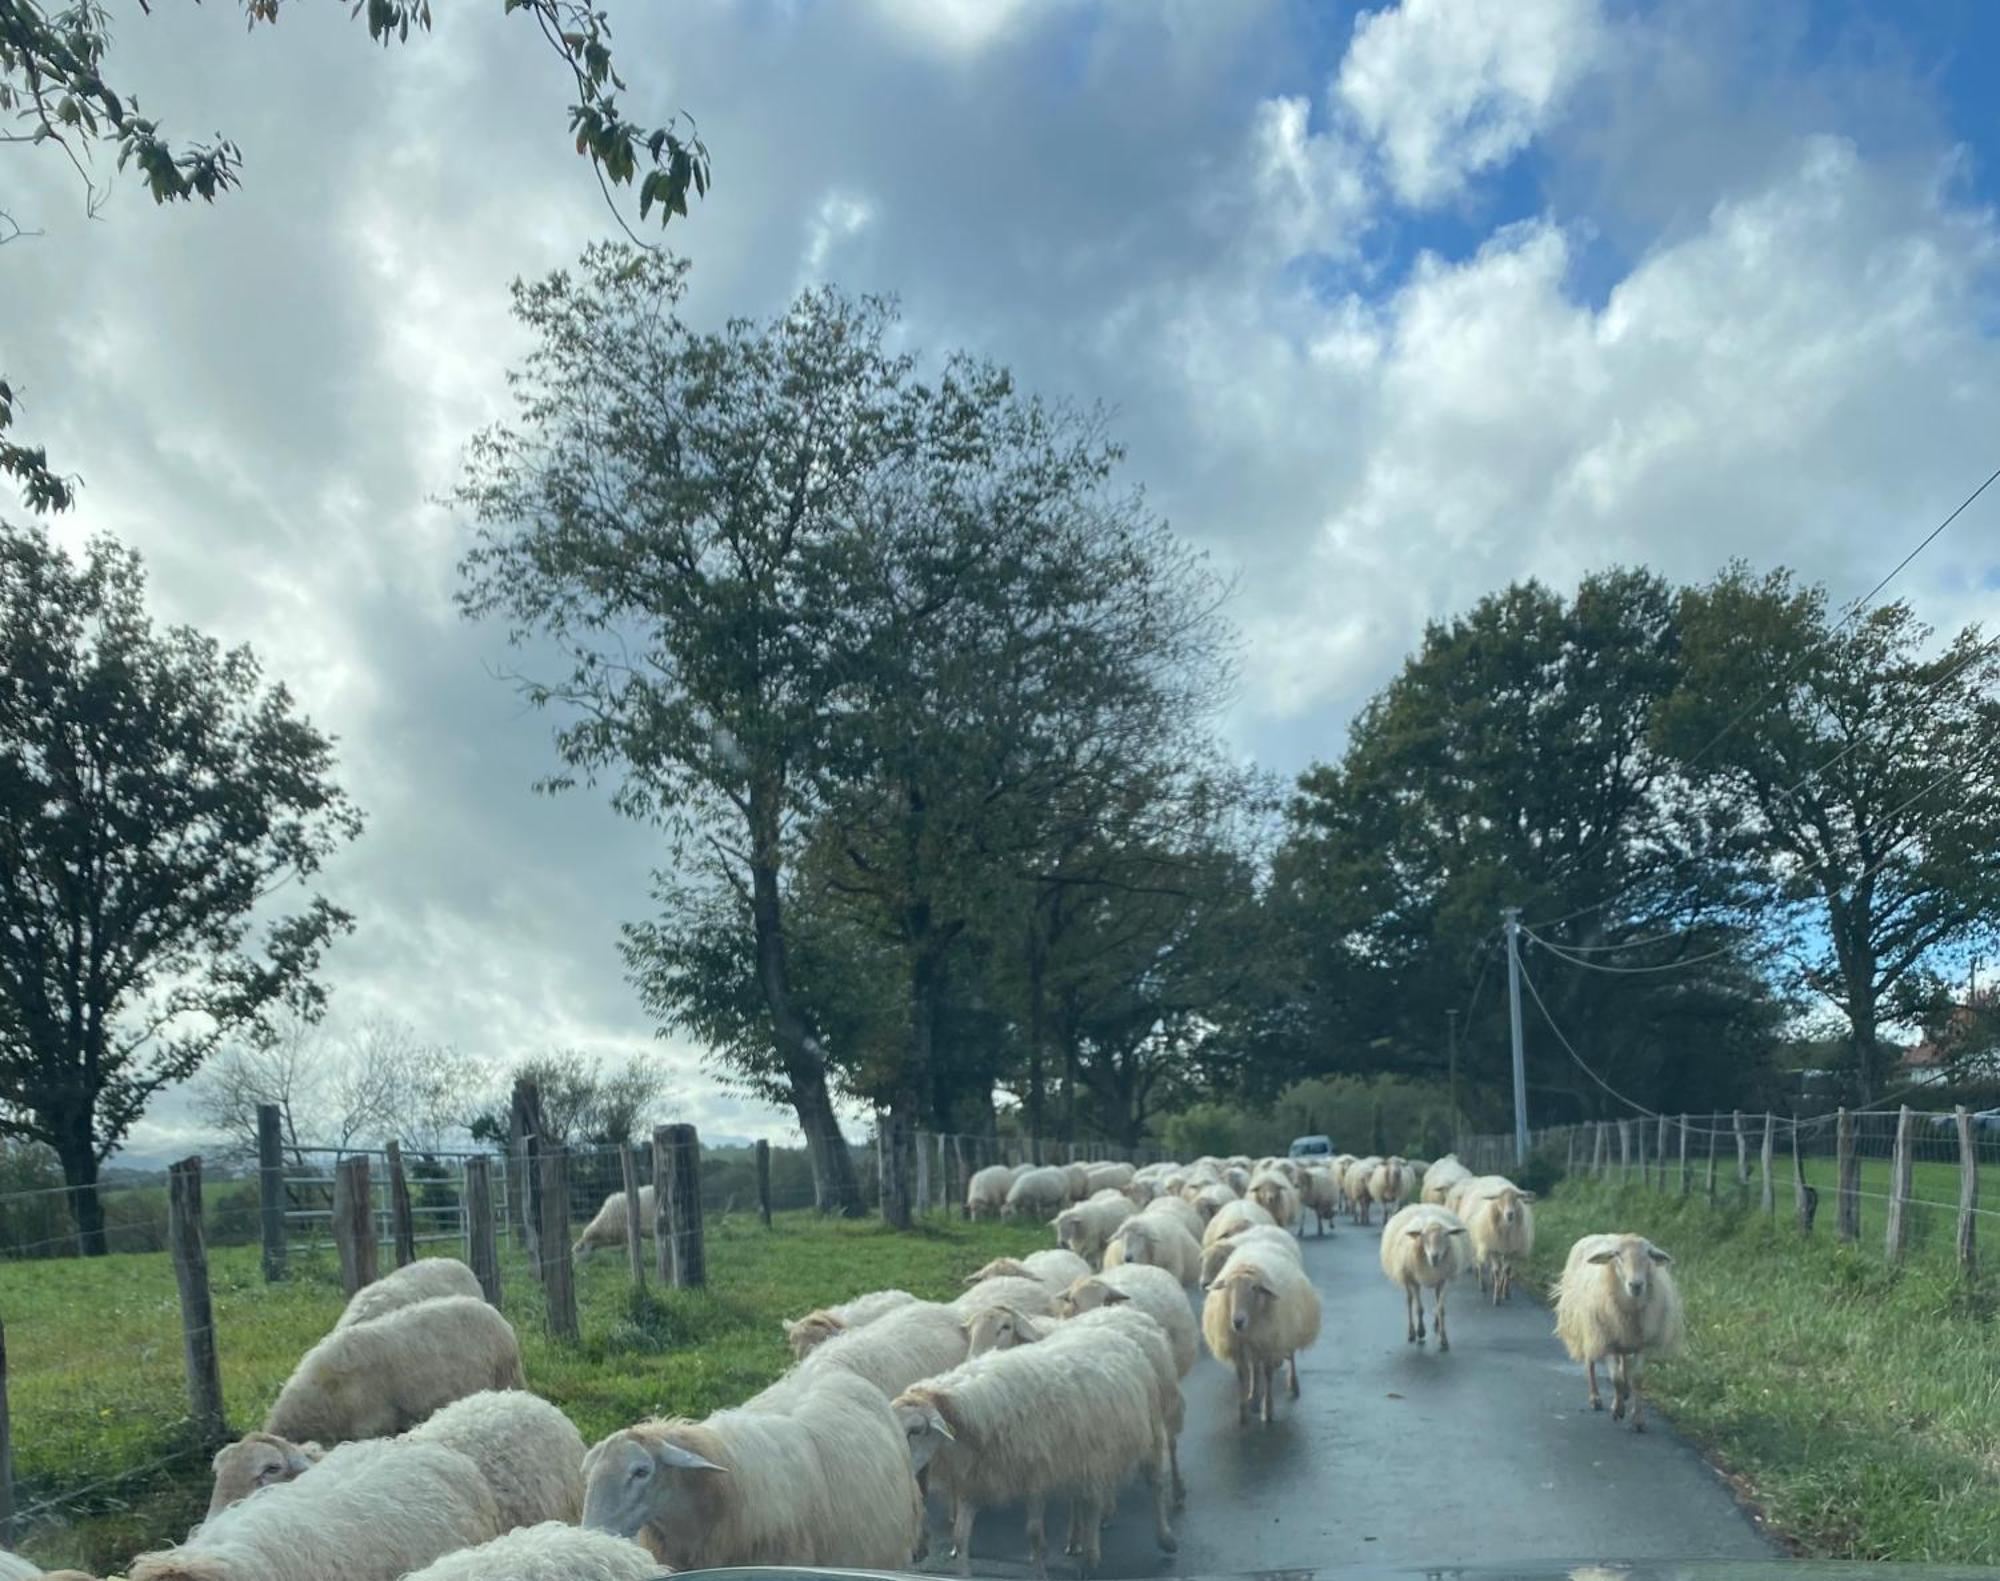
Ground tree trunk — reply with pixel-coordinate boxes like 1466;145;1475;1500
54;1127;106;1258
1025;912;1047;1166
883;943;940;1231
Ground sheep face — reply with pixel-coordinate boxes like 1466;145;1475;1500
1055;1276;1128;1319
1404;1217;1465;1272
1054;1211;1089;1255
1490;1186;1535;1229
581;1432;724;1542
891;1395;954;1473
963;1305;1039;1356
1218;1266;1277;1334
964;1258;1030;1285
1588;1236;1671;1303
782;1312;845;1359
205;1431;320;1517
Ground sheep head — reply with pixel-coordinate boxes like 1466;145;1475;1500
963;1304;1042;1356
781;1311;846;1359
581;1425;726;1545
205;1431;322;1517
1217;1262;1277;1334
892;1390;957;1472
1054;1209;1089;1253
1057;1275;1127;1318
963;1257;1029;1285
1586;1235;1671;1303
1404;1215;1465;1271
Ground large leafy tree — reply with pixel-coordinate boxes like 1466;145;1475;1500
0;525;362;1250
1661;567;2000;1102
2;0;708;512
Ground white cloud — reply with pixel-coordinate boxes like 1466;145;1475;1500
1337;0;1606;207
801;190;877;284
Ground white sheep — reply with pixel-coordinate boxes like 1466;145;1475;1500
1247;1169;1301;1233
783;1298;970;1400
263;1296;524;1445
963;1249;1090;1293
1197;1223;1302;1289
1188;1181;1237;1224
1053;1192;1135;1266
1063;1162;1093;1201
1369;1155;1415;1218
1201;1242;1321;1424
1420;1154;1472;1206
1299;1166;1341;1237
204;1431;324;1519
396;1521;660;1581
1327;1153;1358;1212
1055;1264;1199;1376
1458;1179;1536;1302
1343;1155;1382;1225
954;1274;1060;1318
335;1257;484;1329
1379;1203;1470;1351
1119;1177;1158;1208
583;1367;922;1569
1003;1165;1072;1221
571;1185;655;1262
895;1307;1174;1574
782;1288;918;1359
964;1165;1017;1220
1553;1232;1684;1431
1222;1165;1250;1195
1199;1197;1275;1250
1102;1210;1203;1288
130;1439;499;1581
1136;1193;1203;1240
1083;1161;1135;1194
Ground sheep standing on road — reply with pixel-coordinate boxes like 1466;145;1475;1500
1458;1180;1536;1302
1420;1155;1472;1206
1299;1166;1340;1237
263;1296;525;1446
1053;1192;1135;1266
336;1258;484;1329
1200;1197;1275;1251
1102;1210;1203;1288
1553;1233;1683;1431
1188;1181;1237;1224
582;1368;923;1569
572;1186;654;1263
397;1522;660;1581
1201;1244;1321;1424
963;1249;1091;1294
1197;1223;1302;1289
783;1289;918;1359
1379;1204;1469;1351
1369;1156;1415;1218
964;1165;1020;1220
1344;1156;1382;1225
1247;1169;1302;1234
1138;1193;1204;1240
785;1299;973;1401
1056;1264;1200;1376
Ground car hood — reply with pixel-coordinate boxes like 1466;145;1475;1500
665;1564;1995;1581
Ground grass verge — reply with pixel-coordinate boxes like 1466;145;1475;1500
4;1208;1045;1574
1527;1178;2000;1565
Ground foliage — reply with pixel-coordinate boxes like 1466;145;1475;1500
1159;1075;1456;1160
467;1048;672;1146
0;525;361;1250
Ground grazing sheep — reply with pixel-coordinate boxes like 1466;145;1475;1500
783;1288;919;1359
1063;1162;1093;1201
1198;1223;1303;1289
1379;1204;1470;1351
336;1258;484;1329
1300;1166;1341;1237
1102;1211;1203;1288
1343;1155;1382;1225
1247;1169;1302;1233
264;1297;524;1445
1458;1180;1537;1302
205;1431;325;1519
1004;1166;1072;1221
397;1521;659;1581
130;1439;500;1581
405;1389;587;1530
1553;1233;1684;1431
963;1250;1090;1294
571;1185;655;1263
1053;1193;1135;1266
1084;1161;1135;1194
1188;1181;1237;1224
1369;1156;1415;1218
1199;1197;1275;1250
1201;1244;1321;1424
895;1307;1174;1575
583;1368;922;1569
1120;1177;1158;1208
1056;1264;1199;1376
1420;1154;1472;1206
965;1165;1018;1220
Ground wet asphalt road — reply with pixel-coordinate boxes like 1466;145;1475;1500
922;1218;1774;1577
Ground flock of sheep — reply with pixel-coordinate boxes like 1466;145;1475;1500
0;1149;1684;1581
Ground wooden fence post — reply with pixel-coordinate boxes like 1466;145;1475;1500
1634;1120;1646;1185
915;1129;931;1217
937;1133;951;1219
1957;1106;1978;1278
1760;1113;1775;1214
257;1102;287;1283
954;1136;969;1219
332;1155;377;1297
754;1139;772;1230
1792;1114;1816;1233
0;1314;13;1546
385;1140;416;1269
1654;1115;1668;1190
537;1147;578;1341
1836;1106;1860;1243
463;1157;501;1308
1885;1105;1915;1263
167;1157;228;1447
1732;1111;1749;1191
510;1079;545;1278
652;1127;675;1285
1705;1118;1718;1201
1591;1122;1606;1178
1678;1115;1690;1195
1565;1127;1577;1177
1617;1119;1631;1180
620;1143;647;1290
661;1123;706;1289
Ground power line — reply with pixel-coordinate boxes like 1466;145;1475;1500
1520;924;1739;975
1515;951;1663;1120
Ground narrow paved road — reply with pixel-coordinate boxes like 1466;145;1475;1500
924;1219;1773;1576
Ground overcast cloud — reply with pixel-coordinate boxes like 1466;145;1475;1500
7;0;1997;1159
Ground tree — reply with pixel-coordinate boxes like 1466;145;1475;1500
468;1049;671;1146
1661;567;2000;1102
2;0;708;513
0;525;362;1251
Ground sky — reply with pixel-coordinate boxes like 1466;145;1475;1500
7;0;2000;1161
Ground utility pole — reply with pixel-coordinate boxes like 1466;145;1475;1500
1503;908;1529;1168
1446;1008;1461;1148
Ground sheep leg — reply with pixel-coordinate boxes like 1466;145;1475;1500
1078;1496;1106;1576
1024;1495;1047;1575
1434;1280;1450;1353
1586;1357;1604;1411
953;1499;977;1578
1406;1280;1423;1342
1259;1360;1276;1423
1169;1428;1186;1509
1236;1357;1254;1424
1611;1353;1630;1421
1149;1438;1178;1552
1628;1353;1648;1433
1287;1351;1301;1399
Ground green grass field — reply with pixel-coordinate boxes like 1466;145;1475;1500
1527;1178;2000;1565
3;1208;1046;1575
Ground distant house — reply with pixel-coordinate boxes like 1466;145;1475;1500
1902;990;2000;1085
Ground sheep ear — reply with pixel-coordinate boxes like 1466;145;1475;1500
1448;1226;1465;1235
1519;1191;1537;1201
654;1442;726;1474
1586;1249;1617;1264
1646;1245;1673;1265
282;1443;320;1476
927;1408;956;1441
1101;1288;1132;1305
1405;1229;1423;1239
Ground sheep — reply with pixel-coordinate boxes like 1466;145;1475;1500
263;1296;524;1445
583;1367;922;1570
1120;1177;1158;1208
1004;1166;1072;1221
783;1288;918;1359
204;1431;324;1519
1188;1181;1237;1224
571;1185;655;1263
1369;1155;1415;1218
130;1438;500;1581
1247;1168;1302;1233
1458;1179;1537;1302
335;1258;484;1329
965;1164;1018;1220
1199;1197;1275;1250
1053;1192;1135;1266
963;1249;1090;1294
1420;1154;1472;1206
1063;1162;1093;1201
955;1275;1059;1318
1222;1165;1250;1195
1102;1210;1203;1288
1343;1155;1382;1225
396;1521;660;1581
1201;1242;1321;1424
895;1308;1174;1575
1553;1232;1684;1431
1379;1203;1470;1351
1197;1223;1303;1289
1299;1166;1341;1236
776;1299;973;1403
1056;1264;1199;1376
1328;1153;1358;1209
1083;1161;1134;1194
1137;1193;1203;1240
